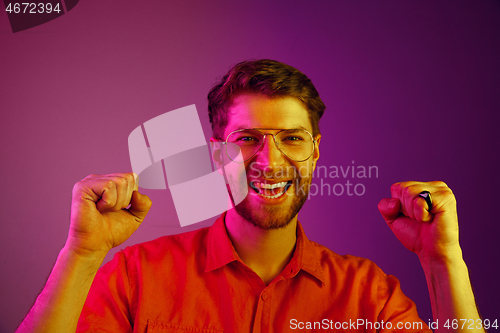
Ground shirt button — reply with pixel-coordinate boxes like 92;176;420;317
261;293;268;301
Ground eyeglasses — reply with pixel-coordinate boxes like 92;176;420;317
221;128;317;162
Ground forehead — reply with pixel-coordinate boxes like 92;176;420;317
224;93;312;136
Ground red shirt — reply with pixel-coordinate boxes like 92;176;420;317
77;213;431;332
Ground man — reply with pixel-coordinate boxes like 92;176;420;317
17;60;483;332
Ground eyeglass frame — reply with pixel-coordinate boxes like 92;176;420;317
216;128;318;163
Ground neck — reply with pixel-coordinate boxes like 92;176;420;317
224;209;297;285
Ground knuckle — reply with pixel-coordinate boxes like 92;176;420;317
441;189;456;201
72;181;82;193
390;182;400;192
115;176;128;189
402;184;415;196
124;173;135;186
432;180;448;187
74;177;93;192
103;179;117;190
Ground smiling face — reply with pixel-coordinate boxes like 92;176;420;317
218;93;321;230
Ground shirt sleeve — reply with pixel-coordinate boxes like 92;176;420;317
76;251;134;333
375;267;432;333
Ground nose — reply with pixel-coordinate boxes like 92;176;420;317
253;134;284;168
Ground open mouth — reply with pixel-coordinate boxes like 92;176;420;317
249;180;293;199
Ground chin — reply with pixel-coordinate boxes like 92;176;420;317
233;177;312;230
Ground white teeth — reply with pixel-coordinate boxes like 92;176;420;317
259;191;285;199
253;181;288;189
250;181;291;199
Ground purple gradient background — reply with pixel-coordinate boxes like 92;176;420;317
1;1;499;331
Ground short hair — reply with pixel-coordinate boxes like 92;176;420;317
208;59;326;139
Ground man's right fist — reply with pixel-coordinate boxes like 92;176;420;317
67;173;152;257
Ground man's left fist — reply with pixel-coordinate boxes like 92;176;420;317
378;181;461;261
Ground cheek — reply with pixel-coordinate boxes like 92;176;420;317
295;162;314;179
245;162;260;179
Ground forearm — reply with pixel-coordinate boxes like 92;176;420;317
16;245;106;333
420;249;484;332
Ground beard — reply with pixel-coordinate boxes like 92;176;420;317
231;173;312;230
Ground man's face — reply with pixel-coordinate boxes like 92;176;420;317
219;93;320;229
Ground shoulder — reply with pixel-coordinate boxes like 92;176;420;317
308;241;406;306
310;240;388;282
116;225;212;266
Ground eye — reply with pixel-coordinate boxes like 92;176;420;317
230;134;261;144
238;136;258;142
283;136;304;141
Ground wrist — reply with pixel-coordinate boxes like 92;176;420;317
64;233;111;259
418;246;465;273
61;243;107;272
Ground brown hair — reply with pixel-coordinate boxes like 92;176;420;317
208;59;326;138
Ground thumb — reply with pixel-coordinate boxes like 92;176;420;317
378;198;401;226
128;191;152;222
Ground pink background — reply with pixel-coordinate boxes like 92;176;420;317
1;1;499;331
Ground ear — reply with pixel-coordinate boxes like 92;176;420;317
312;134;321;171
209;137;225;175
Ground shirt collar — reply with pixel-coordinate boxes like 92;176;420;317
291;220;326;285
205;212;326;286
205;212;240;272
